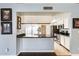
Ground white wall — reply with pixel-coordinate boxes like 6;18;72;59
0;3;79;55
0;6;17;55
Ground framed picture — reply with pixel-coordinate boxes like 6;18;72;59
1;22;12;34
73;18;79;28
17;16;21;29
1;8;12;21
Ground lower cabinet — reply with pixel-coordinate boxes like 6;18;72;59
64;36;70;50
60;35;65;46
54;41;71;56
60;35;70;51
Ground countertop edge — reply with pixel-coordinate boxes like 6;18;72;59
17;35;57;38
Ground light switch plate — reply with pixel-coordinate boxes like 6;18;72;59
5;48;9;52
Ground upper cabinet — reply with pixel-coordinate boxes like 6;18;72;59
63;16;69;28
64;19;68;28
51;13;70;29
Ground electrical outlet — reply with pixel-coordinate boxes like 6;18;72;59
7;48;9;52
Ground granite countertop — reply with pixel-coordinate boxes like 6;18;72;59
17;33;57;38
55;32;70;36
17;36;56;38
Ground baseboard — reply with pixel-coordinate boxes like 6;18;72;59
71;52;79;56
72;54;79;56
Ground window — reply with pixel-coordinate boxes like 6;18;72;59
25;24;39;37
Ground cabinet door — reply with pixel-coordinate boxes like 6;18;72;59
64;36;70;50
60;35;65;46
64;18;69;28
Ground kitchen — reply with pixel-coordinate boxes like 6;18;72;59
16;11;71;56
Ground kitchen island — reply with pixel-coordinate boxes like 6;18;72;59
16;34;55;55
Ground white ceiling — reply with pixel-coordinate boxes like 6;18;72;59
17;12;65;23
